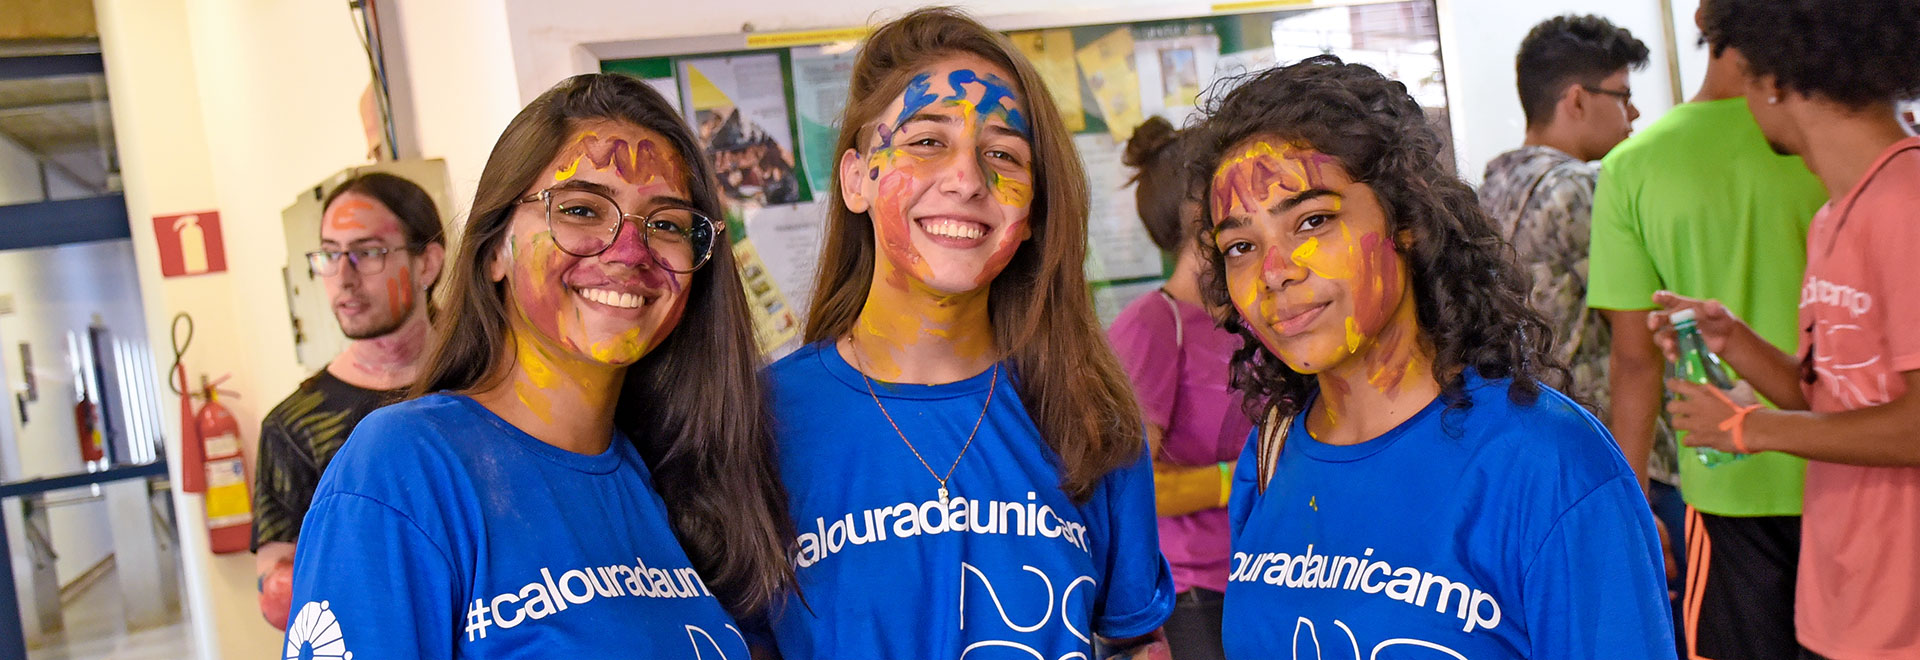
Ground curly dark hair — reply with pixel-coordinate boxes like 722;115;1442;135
1189;55;1563;423
1516;14;1650;126
1702;0;1920;108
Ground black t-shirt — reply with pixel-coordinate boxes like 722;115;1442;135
249;369;401;551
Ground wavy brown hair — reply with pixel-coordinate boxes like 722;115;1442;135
804;7;1143;501
1190;55;1563;422
411;73;793;616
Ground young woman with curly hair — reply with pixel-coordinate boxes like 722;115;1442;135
757;7;1173;659
1661;1;1920;657
1194;56;1671;658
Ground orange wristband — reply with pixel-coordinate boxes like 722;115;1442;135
1706;387;1763;454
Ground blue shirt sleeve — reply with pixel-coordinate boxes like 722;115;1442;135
284;491;460;659
1091;446;1176;639
1227;427;1260;542
1521;474;1675;658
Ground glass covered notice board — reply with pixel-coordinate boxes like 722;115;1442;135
602;1;1447;354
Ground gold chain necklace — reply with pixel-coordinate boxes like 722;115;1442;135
846;336;998;505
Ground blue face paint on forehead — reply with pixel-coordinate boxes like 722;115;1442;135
881;68;1033;142
945;69;1031;137
887;73;940;137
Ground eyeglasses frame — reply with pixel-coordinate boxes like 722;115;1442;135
515;187;724;274
305;245;412;278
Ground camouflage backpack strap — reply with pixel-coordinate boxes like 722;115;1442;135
1254;406;1294;496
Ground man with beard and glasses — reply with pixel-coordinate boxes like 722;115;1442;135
250;172;445;630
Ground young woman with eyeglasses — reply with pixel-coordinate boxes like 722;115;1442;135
279;73;794;658
755;8;1173;659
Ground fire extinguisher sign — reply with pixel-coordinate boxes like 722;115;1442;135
153;211;229;278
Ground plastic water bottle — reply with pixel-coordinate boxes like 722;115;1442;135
1671;309;1744;467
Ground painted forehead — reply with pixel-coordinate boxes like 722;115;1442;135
1209;138;1346;221
546;122;690;196
322;194;404;238
878;61;1032;138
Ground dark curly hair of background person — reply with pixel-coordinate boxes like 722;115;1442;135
1701;0;1920;108
1187;54;1566;424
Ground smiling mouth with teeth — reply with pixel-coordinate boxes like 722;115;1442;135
920;218;988;240
579;287;646;309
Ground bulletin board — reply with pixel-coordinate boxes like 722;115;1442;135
601;0;1449;356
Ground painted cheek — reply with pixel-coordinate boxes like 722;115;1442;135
972;213;1030;287
510;231;580;352
645;286;692;348
385;267;415;320
1348;231;1400;333
873;168;930;281
987;169;1034;208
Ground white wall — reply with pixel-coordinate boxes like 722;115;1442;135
96;0;275;655
389;0;521;224
94;0;526;656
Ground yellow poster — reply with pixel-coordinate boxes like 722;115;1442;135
1076;28;1145;142
1009;29;1086;132
733;238;801;354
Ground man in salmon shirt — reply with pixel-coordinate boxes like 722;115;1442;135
1653;0;1920;657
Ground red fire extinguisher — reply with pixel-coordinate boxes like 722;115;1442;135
171;314;252;554
73;392;104;463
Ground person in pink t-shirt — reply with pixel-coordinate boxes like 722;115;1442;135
1653;0;1920;658
1108;116;1252;660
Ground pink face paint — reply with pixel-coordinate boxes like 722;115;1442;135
553;132;683;199
1349;231;1401;335
1210;141;1337;222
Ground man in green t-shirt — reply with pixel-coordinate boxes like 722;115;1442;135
1586;6;1826;659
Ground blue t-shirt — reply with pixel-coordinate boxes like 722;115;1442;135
761;342;1175;659
282;394;749;659
1223;373;1672;659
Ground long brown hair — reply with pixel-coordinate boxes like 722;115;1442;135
804;7;1143;501
411;73;794;616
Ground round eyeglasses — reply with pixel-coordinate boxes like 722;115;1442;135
517;188;722;273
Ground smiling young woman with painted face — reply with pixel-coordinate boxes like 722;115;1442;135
756;8;1174;659
279;74;792;658
1194;56;1672;659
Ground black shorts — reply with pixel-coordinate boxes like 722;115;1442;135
1685;508;1801;660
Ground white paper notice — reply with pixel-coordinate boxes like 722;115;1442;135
790;48;860;199
743;201;829;325
1135;34;1220;126
1075;133;1164;283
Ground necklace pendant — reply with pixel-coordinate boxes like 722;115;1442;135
938;486;949;505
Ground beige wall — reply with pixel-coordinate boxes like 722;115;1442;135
95;0;519;656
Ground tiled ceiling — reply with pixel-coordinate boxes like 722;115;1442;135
0;40;114;197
